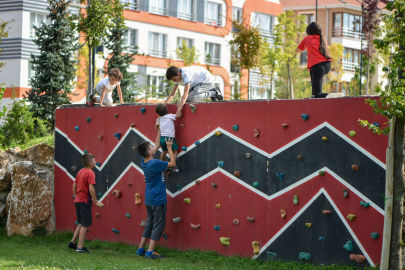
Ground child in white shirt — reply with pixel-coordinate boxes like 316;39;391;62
88;68;124;107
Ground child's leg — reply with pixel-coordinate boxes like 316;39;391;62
77;226;88;248
71;224;82;243
160;151;167;161
186;83;217;102
311;62;329;98
148;204;167;252
141;205;154;248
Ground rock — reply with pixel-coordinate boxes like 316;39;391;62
0;169;11;191
18;143;54;166
0;201;6;219
6;161;55;236
0;149;16;169
0;191;8;202
6;147;21;155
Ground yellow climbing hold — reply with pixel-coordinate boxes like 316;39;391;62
347;214;356;221
215;131;222;136
306;223;312;228
216;204;221;209
183;198;191;204
322;136;328;141
220;237;230;246
252;241;260;255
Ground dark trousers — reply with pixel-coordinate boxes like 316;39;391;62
142;203;167;241
310;61;331;98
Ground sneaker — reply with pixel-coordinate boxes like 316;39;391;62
87;94;95;107
145;251;164;259
213;86;223;101
136;248;146;256
168;167;180;173
76;247;91;253
67;242;77;250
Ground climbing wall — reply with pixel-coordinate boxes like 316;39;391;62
54;98;387;267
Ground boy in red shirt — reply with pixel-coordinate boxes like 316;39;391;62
67;153;104;253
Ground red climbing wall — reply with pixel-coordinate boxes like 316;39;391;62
54;98;388;267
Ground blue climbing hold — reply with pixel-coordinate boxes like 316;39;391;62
373;122;380;127
140;108;146;114
176;185;183;191
218;161;224;168
214;225;220;231
114;133;121;140
319;237;325;242
96;162;101;166
371;232;379;240
360;201;370;208
182;146;187;151
98;193;103;197
112;228;120;234
195;141;200;146
75;126;80;131
276;173;285;181
267;252;277;261
301;114;309;121
126;213;131;218
75;221;80;226
73;195;75;199
84;150;88;154
232;125;239;131
86;118;91;123
253;182;259;188
299;252;311;261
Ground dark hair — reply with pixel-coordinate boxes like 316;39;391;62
306;22;331;60
166;66;180;80
82;153;95;167
156;104;168;116
108;68;123;81
137;141;151;158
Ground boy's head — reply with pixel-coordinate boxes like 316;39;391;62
166;66;181;82
82;153;96;168
138;141;152;158
156;104;168;116
108;68;123;85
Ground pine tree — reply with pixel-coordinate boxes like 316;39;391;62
25;0;79;129
104;15;138;103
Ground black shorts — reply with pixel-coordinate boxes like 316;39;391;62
142;204;167;241
75;202;92;227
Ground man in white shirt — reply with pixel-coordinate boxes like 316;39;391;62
165;66;223;118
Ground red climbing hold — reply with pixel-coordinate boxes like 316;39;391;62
113;190;121;198
322;210;331;215
247;216;255;223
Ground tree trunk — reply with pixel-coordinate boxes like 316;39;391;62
87;45;93;101
269;71;274;100
287;63;294;99
366;37;371;95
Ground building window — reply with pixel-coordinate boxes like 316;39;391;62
177;37;194;48
124;0;138;10
149;0;168;15
28;61;35;86
253;13;274;37
205;42;220;65
333;13;363;39
250;87;267;99
30;13;51;39
302;14;314;25
178;0;194;20
343;47;361;71
205;1;221;26
233;7;242;22
147;75;165;99
124;29;138;52
148;32;167;58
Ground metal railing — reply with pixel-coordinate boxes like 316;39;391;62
205;18;221;27
123;0;139;10
259;28;273;37
149;6;168;15
206;57;220;65
178;12;194;21
148;49;166;58
29;29;35;39
342;61;360;72
332;27;364;39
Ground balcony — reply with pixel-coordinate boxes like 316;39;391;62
204;18;221;27
332;27;364;40
178;12;195;21
343;61;360;72
149;6;168;15
206;57;220;66
149;49;166;58
123;0;138;10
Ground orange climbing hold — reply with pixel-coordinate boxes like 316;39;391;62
112;190;121;198
135;193;141;205
247;216;255;223
95;213;100;218
181;124;185;127
280;209;286;218
234;171;240;177
352;165;359;171
252;241;260;255
190;223;201;229
350;254;366;264
322;210;331;215
195;180;201;185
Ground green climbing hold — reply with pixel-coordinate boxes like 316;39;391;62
349;130;356;137
293;195;299;205
299;252;311;261
360;201;370;208
140;108;146;114
301;114;309;121
267;252;277;261
75;221;80;226
232;125;239;131
319;170;325;176
84;150;88;154
371;233;379;240
176;185;183;191
98;193;103;197
112;228;120;234
182;146;187;151
220;237;230;246
162;233;168;240
253;182;259;188
126;213;131;218
343;241;353;251
86;118;91;123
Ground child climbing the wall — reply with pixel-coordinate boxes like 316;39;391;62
155;103;180;173
68;153;104;253
165;66;223;118
135;132;176;259
87;68;124;107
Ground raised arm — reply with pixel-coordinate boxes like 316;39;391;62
151;129;162;154
165;84;179;105
176;83;190;118
165;138;176;168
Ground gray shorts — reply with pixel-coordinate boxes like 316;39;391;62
186;82;216;102
142;203;167;241
95;89;113;105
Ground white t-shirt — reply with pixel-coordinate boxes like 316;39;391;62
175;66;215;89
156;114;176;138
95;77;120;95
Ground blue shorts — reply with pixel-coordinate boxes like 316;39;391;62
160;136;179;152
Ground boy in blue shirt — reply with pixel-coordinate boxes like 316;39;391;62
135;131;176;259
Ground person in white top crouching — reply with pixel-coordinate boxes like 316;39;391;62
88;68;124;107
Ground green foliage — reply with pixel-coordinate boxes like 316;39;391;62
275;63;311;99
0;19;13;72
176;41;200;66
258;39;281;99
32;225;47;237
25;0;79;129
348;55;376;96
0;84;8;119
74;41;89;89
0;99;48;148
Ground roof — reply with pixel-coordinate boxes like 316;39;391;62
280;0;385;10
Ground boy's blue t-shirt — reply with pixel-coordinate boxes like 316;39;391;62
141;158;168;206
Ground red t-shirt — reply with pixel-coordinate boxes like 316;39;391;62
74;168;96;205
298;35;331;70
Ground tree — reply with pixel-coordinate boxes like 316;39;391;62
274;61;311;99
104;15;138;103
74;41;89;90
348;55;376;96
176;41;200;66
0;19;12;73
326;43;348;91
260;39;281;99
273;10;306;99
25;0;79;129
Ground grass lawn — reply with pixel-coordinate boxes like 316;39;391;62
0;134;54;151
0;227;375;270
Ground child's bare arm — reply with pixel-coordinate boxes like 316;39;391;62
117;85;123;103
99;86;107;107
151;130;162;154
165;137;176;168
72;183;77;197
89;184;104;208
176;84;190;118
165;85;179;104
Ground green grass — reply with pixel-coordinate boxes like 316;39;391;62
0;227;375;270
0;134;54;150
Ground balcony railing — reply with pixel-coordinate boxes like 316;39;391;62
343;61;360;72
149;6;168;15
259;28;273;37
149;49;166;58
332;27;364;40
178;12;194;21
123;0;139;10
206;57;220;66
205;18;221;27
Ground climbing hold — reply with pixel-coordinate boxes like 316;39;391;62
276;173;284;181
140;107;146;113
254;129;259;137
183;198;191;204
252;241;260;255
98;193;103;197
215;131;222;136
306;223;311;228
84;150;88;154
132;146;136;151
75;221;80;226
293;195;299;205
176;185;183;191
130;124;136;128
343;189;349;198
98;135;103;141
126;213;131;218
297;155;304;161
246;153;252;159
299;252;311;261
281;124;289;129
373;122;380;127
349;130;356;137
371;233;379;240
234;171;240;177
95;213;100;218
253;182;259;188
181;124;185;127
75;126;80;131
112;190;121;198
360;201;370;208
114;114;118;119
189;104;197;113
114;133;121;140
352;164;359;171
319;237;325;242
71;166;77;172
86;118;91;123
214;225;220;231
220;237;230;246
112;228;120;234
96;162;101;167
322;210;331;215
350;254;366;264
195;141;200;146
232;125;239;131
190;223;201;229
301;114;309;121
128;183;132;187
218;161;224;168
319;170;325;176
216;204;221;209
343;241;353;251
73;195;75;199
211;183;217;188
280;209;286;218
135;193;141;205
195;180;201;185
267;252;277;261
182;146;187;151
140;220;147;227
347;214;356;221
322;136;328;141
162;233;168;240
233;219;239;225
173;217;181;223
247;216;255;223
